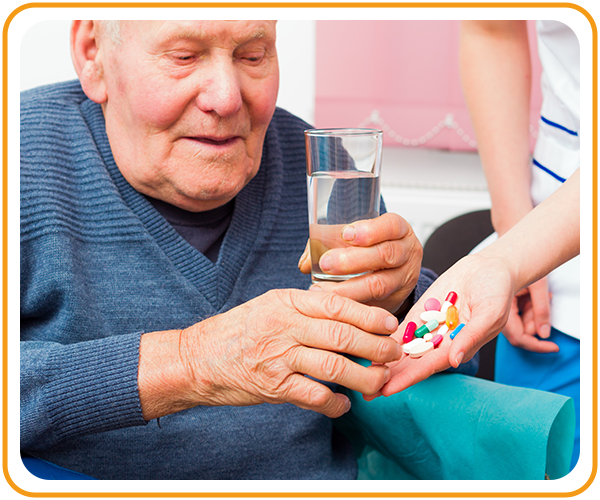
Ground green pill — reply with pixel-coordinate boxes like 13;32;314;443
414;319;439;338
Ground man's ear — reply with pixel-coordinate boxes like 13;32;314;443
71;20;107;104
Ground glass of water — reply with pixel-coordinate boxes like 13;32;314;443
305;128;383;283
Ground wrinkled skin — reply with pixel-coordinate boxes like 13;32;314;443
298;212;423;314
140;289;402;419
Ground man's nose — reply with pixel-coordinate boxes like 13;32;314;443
195;59;244;118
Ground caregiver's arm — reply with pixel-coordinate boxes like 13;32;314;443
460;20;553;347
460;20;533;231
377;169;579;396
473;168;579;302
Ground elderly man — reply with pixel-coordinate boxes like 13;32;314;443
20;20;439;480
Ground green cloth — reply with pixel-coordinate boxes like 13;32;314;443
335;373;575;480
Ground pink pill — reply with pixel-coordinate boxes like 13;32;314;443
431;334;443;348
424;298;441;311
403;321;417;343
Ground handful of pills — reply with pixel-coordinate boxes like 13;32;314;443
402;291;465;358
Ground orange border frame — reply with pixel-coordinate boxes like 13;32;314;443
2;1;597;497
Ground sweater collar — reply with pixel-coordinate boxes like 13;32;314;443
79;98;282;311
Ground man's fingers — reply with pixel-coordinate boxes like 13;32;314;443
296;317;402;364
291;348;392;395
290;290;398;336
298;240;311;274
281;374;351;418
341;212;411;247
318;240;411;276
311;267;415;304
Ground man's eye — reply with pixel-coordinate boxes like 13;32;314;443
171;54;196;63
239;53;265;65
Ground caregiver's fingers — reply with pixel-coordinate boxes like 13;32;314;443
527;278;552;339
513;334;560;353
379;345;453;396
447;317;501;369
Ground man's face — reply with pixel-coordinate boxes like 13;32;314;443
97;21;279;211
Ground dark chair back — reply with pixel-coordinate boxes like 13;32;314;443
422;210;497;381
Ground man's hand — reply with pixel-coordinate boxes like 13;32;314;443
139;289;402;420
298;213;423;314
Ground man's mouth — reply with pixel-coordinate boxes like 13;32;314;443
187;136;240;146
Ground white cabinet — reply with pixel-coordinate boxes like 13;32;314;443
380;148;492;245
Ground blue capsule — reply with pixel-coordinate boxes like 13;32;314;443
449;323;465;340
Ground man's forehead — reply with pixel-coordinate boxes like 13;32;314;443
124;20;276;44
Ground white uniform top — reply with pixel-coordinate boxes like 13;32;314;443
472;20;580;338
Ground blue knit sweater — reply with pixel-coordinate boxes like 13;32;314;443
20;80;436;480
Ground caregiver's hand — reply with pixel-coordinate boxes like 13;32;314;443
139;289;402;420
372;252;519;397
298;213;423;314
502;278;558;353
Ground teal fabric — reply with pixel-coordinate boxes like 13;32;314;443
335;372;575;480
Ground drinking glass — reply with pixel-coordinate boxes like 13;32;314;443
305;128;383;283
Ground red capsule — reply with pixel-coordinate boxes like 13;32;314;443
431;334;443;347
403;321;417;343
441;291;458;313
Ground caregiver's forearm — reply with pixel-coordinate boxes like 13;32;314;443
459;20;533;234
480;169;580;292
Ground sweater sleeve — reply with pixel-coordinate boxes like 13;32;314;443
20;333;147;451
414;267;438;301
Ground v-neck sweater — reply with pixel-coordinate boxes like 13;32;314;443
20;80;436;480
144;195;234;263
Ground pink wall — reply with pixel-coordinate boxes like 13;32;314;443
315;21;542;151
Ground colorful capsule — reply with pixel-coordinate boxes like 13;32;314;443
440;291;458;313
445;305;459;330
403;321;417;343
424;297;441;311
437;324;450;336
415;319;439;338
431;334;443;347
450;323;465;340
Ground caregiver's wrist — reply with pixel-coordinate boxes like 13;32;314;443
471;249;521;295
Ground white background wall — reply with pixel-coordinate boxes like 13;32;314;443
19;20;316;125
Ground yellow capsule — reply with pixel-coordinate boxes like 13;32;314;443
446;305;459;330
